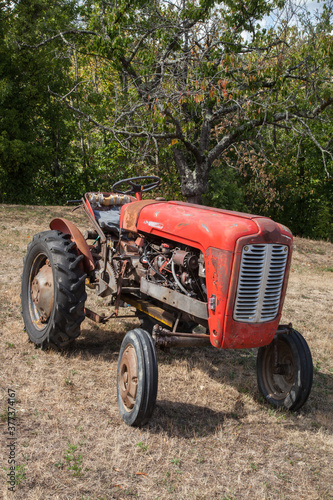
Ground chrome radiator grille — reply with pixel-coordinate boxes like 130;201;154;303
233;244;288;323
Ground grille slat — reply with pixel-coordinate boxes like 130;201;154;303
233;244;288;323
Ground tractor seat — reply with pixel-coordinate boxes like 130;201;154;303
93;206;122;234
86;192;134;235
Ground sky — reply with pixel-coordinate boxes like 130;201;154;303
260;0;328;32
305;0;325;13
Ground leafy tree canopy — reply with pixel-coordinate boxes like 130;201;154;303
0;0;332;240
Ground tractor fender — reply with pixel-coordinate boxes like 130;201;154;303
49;218;95;272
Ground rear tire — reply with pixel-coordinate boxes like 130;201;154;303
117;328;158;426
257;329;313;411
21;230;87;349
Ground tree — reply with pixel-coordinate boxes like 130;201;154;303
44;0;332;204
0;0;83;203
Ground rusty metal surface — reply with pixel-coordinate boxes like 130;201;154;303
136;202;260;251
140;278;208;321
87;193;134;206
220;231;293;350
82;195;108;280
95;261;117;297
121;293;174;327
118;344;138;410
83;229;98;240
276;323;293;334
261;336;295;398
204;247;233;348
120;200;165;233
152;325;211;348
84;307;106;324
136;202;293;255
112;260;128;317
50;218;95;272
31;261;54;322
119;239;139;254
84;307;137;324
95;278;112;297
223;318;279;349
172;249;187;266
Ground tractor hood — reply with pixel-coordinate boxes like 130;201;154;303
120;200;289;252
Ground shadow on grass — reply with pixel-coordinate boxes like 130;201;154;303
60;319;333;433
148;399;238;438
310;370;333;414
155;347;333;432
62;320;135;360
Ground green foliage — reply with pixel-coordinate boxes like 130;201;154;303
233;119;333;241
64;443;84;477
0;0;81;203
203;164;247;213
0;0;332;241
136;441;149;453
2;464;27;486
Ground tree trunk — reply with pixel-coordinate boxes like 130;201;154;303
186;193;203;204
172;147;209;205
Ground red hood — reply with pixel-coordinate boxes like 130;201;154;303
121;200;276;252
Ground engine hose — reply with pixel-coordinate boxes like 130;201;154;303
143;244;167;282
199;277;207;300
171;259;191;296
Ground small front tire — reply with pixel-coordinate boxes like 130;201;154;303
257;329;313;411
117;328;158;426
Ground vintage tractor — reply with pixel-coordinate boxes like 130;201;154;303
21;176;313;426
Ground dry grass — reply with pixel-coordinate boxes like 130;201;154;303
0;204;332;500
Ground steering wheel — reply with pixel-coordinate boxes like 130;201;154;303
112;175;161;195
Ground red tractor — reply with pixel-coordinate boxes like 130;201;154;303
21;176;313;426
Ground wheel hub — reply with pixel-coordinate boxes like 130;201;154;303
118;344;138;411
30;260;54;322
263;340;295;399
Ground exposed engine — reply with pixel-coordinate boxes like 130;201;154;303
138;240;207;302
21;176;313;427
88;231;207;304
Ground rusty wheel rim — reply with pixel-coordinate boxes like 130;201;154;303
118;344;139;412
262;340;295;401
28;253;54;331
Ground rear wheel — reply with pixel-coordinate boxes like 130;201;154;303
21;230;87;349
257;329;313;411
117;328;158;426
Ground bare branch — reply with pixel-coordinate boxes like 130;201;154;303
19;30;97;49
164;108;203;163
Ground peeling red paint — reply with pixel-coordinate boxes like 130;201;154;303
120;198;293;350
133;201;260;252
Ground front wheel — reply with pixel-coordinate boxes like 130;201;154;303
21;230;87;349
257;329;313;411
117;328;158;426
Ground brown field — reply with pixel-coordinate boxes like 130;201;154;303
0;204;332;500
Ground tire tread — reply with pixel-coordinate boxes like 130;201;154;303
257;329;313;412
117;328;158;427
21;230;86;349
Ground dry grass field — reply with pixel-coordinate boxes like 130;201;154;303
0;204;332;500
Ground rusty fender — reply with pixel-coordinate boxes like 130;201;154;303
50;218;94;272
